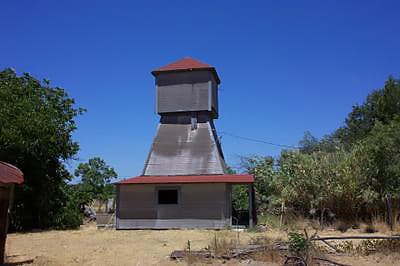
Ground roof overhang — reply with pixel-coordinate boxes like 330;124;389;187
116;174;253;185
152;67;221;85
0;161;24;184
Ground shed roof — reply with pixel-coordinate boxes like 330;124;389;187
117;174;253;185
151;57;221;84
0;161;24;184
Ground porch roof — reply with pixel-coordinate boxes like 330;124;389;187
117;174;253;185
0;161;24;184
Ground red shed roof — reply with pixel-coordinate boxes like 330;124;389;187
151;57;221;84
117;174;253;185
0;161;24;184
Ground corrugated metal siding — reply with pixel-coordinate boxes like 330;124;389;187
211;81;218;115
116;218;229;229
118;174;254;184
118;183;229;222
118;185;156;219
156;70;214;86
143;122;225;176
157;82;210;113
226;184;232;226
209;121;227;173
156;71;218;116
144;124;222;175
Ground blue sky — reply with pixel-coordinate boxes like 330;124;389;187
2;1;400;179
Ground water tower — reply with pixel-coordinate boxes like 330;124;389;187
115;58;255;229
143;57;226;176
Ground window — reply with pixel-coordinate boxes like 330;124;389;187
158;189;178;204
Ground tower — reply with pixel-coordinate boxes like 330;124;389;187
143;57;227;176
115;57;255;229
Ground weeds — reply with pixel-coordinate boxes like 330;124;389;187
335;221;351;232
335;240;354;253
287;232;310;258
178;224;400;265
331;239;400;256
208;231;237;256
362;223;378;233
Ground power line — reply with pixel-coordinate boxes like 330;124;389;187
219;131;299;149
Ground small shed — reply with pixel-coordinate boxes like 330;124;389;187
116;174;255;229
116;58;256;229
0;161;24;264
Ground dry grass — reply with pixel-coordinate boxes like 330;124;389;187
208;230;238;256
5;223;278;266
5;222;400;266
355;217;400;235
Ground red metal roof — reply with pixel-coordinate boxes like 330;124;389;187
151;57;221;84
155;57;212;71
0;161;24;184
117;174;253;185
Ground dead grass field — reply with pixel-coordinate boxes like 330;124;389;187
5;223;400;266
6;224;271;266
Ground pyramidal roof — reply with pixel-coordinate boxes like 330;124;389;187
152;57;220;84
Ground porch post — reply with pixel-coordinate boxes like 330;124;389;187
248;184;254;228
115;184;120;229
0;185;11;265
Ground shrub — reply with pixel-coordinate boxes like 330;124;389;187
50;184;83;229
287;232;310;258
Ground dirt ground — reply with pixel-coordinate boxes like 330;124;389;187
5;223;400;266
6;224;267;266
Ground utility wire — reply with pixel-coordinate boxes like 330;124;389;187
219;131;299;149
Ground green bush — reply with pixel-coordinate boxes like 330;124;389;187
51;184;83;229
287;232;310;258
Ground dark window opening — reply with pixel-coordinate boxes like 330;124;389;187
158;189;178;204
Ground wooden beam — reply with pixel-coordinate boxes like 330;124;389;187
311;236;400;241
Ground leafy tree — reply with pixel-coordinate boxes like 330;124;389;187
242;150;360;220
52;183;84;229
227;166;247;211
336;76;400;147
0;68;85;230
317;133;342;153
237;156;278;213
277;149;361;219
239;76;400;223
229;159;276;213
250;156;278;212
356;116;400;199
298;131;319;154
74;157;117;205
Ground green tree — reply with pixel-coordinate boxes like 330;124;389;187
298;131;319;154
337;76;400;147
238;76;400;223
227;166;246;211
238;156;278;213
356;116;400;199
0;68;85;230
74;157;117;205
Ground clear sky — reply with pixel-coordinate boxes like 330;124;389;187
2;1;400;179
